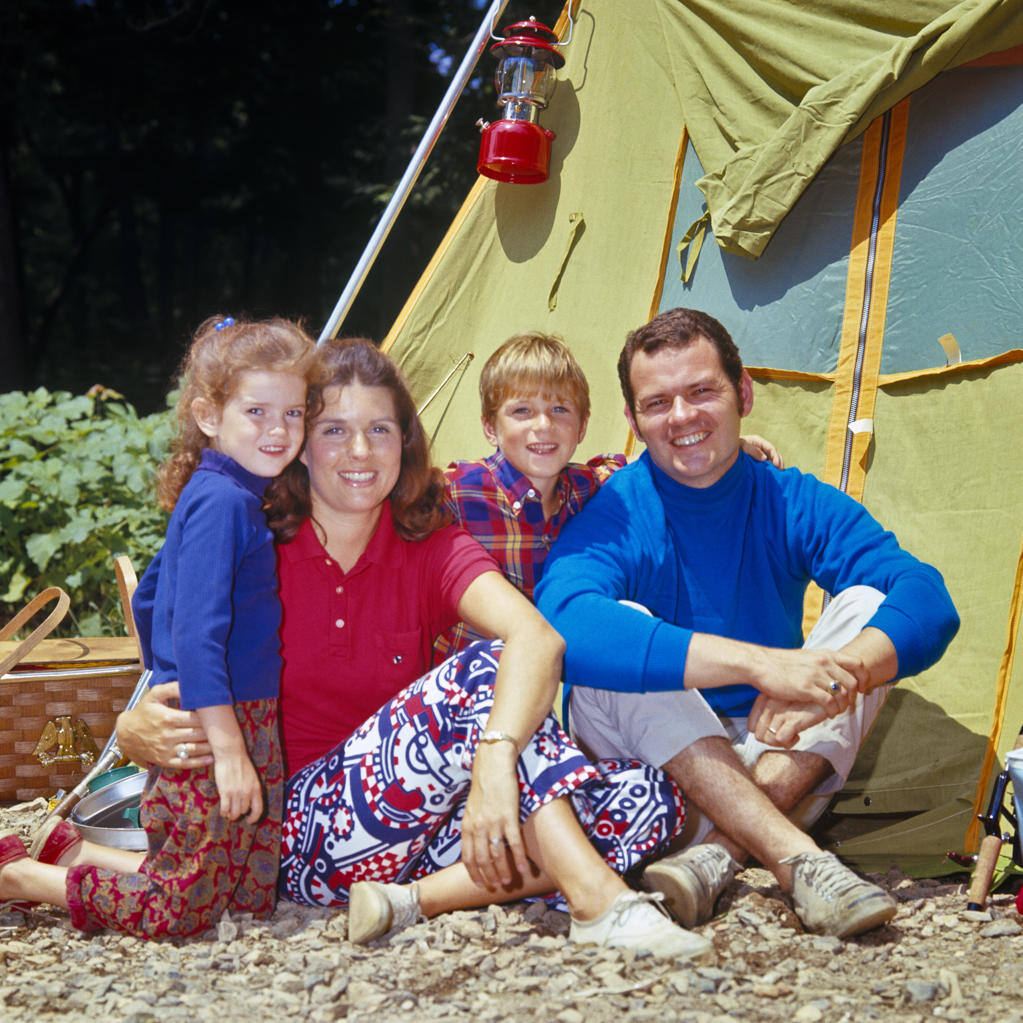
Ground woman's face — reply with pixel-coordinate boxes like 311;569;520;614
301;381;403;527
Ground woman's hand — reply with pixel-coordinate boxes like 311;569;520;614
115;682;213;769
461;741;530;890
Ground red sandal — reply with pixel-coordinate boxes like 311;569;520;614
0;833;34;913
28;817;83;866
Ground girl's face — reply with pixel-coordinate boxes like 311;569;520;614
193;369;307;479
301;381;403;527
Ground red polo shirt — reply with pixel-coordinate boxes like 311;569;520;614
277;507;498;774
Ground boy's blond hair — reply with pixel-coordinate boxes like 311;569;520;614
479;332;590;423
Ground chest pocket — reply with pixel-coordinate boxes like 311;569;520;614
373;628;425;691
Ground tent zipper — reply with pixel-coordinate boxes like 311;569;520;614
838;110;891;495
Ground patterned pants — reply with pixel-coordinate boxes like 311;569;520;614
67;698;283;939
279;641;684;907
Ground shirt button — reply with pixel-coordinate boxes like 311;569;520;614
335;619;345;629
335;586;344;594
325;558;332;566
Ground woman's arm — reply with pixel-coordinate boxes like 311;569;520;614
454;570;565;891
115;682;213;769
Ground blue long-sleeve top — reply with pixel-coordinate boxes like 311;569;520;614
132;449;282;710
535;451;959;716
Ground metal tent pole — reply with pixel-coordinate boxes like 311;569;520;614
318;0;511;345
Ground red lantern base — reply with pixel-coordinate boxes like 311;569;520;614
477;120;555;184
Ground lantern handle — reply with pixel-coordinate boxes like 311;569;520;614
561;6;575;47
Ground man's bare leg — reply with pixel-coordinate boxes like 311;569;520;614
661;736;827;889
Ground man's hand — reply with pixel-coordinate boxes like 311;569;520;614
461;741;531;891
115;682;213;769
748;693;829;747
748;645;866;712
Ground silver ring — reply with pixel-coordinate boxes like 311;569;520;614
830;681;840;693
768;727;778;734
176;744;188;760
490;837;503;846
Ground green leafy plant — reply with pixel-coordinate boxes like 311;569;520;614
0;387;172;637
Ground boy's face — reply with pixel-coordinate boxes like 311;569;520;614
483;392;588;496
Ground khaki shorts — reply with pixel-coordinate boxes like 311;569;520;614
569;587;888;840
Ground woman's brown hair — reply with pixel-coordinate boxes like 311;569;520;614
266;338;450;544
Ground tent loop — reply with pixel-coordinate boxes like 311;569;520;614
548;212;586;311
677;210;710;284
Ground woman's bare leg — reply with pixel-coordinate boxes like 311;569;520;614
415;796;627;920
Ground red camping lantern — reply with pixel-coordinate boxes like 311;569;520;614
476;16;565;184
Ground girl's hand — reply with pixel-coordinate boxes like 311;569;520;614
740;434;784;468
195;704;263;824
461;741;530;890
212;751;264;824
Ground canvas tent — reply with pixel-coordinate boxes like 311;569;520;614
380;0;1023;874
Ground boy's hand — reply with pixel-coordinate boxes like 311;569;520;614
212;751;264;823
739;433;784;468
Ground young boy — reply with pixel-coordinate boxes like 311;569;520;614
434;331;779;662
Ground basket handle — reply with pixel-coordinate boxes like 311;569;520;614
0;586;72;677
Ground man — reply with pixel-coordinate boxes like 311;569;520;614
535;308;959;939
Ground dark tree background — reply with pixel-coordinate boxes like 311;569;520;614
0;0;561;411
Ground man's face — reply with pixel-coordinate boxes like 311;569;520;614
625;337;753;489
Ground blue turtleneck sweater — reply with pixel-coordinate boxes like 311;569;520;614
536;451;958;717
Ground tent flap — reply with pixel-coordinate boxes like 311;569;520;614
661;0;1023;258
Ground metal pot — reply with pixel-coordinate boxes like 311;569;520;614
70;769;148;851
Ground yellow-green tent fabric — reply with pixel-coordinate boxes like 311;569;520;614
381;0;1023;874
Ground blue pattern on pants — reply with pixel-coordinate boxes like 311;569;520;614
279;640;684;907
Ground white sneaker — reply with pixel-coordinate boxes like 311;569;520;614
569;890;712;960
783;851;896;938
347;881;423;944
642;842;737;928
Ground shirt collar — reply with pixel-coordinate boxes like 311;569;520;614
645;448;748;508
489;449;543;507
198;448;270;498
279;502;407;571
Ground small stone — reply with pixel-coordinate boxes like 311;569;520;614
810;936;842;953
217;919;238;943
904;980;938;1003
980;919;1022;938
521;901;547;923
794;1005;824;1023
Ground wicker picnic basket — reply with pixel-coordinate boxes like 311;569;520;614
0;585;143;802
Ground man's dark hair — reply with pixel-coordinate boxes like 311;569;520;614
617;308;744;414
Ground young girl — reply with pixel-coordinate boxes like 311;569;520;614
0;315;317;938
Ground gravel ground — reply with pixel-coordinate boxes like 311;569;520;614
2;798;1021;1023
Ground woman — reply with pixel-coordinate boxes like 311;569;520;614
115;338;707;958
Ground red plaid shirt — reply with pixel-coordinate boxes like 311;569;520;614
433;449;626;664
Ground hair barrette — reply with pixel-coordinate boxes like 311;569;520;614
214;317;236;332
